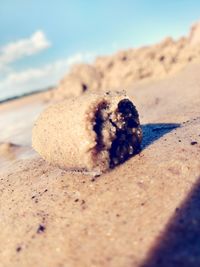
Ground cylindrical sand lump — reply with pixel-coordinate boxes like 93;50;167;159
32;92;142;173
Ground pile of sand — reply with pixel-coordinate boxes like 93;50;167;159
51;22;200;101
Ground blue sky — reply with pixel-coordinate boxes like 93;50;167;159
0;0;200;99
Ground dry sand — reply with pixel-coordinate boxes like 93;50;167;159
0;23;200;267
50;22;200;101
32;92;142;173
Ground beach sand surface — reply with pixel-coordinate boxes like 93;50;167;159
0;61;200;267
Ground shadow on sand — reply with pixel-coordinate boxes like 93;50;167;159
95;123;200;265
139;123;200;267
141;123;180;150
140;177;200;267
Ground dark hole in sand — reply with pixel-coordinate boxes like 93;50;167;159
37;224;46;234
81;83;88;92
109;99;141;168
93;102;108;152
93;99;141;168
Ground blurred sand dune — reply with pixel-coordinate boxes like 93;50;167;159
49;22;200;101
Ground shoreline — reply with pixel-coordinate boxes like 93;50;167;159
0;85;54;105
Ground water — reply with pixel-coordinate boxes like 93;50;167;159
0;86;53;103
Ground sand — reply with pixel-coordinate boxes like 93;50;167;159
50;22;200;101
0;23;200;266
32;92;142;173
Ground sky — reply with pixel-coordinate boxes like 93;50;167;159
0;0;200;100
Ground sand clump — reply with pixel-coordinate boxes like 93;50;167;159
52;64;102;101
50;22;200;100
32;92;142;173
188;21;200;46
0;142;19;159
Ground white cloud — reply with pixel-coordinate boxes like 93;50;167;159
0;52;95;100
0;30;95;100
0;31;50;70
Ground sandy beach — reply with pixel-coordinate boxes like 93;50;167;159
0;25;200;266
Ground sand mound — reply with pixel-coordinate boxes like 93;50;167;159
53;64;102;101
50;22;200;100
0;142;19;158
188;21;200;46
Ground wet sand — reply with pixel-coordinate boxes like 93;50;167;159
0;61;200;266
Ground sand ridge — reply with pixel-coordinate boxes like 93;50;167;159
50;22;200;100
